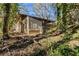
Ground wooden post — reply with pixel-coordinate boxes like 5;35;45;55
42;20;47;34
42;20;45;34
21;20;24;33
40;23;43;34
27;16;30;35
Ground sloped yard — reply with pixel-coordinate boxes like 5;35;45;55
0;32;64;55
0;29;79;56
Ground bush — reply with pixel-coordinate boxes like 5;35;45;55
74;46;79;56
59;45;76;56
63;32;72;40
47;44;79;56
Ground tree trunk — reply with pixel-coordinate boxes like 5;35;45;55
3;3;11;40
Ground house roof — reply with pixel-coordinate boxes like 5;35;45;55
19;13;55;22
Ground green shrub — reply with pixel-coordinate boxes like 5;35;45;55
63;33;72;40
59;45;76;56
47;44;79;56
74;46;79;56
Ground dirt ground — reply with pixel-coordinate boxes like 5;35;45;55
0;30;79;56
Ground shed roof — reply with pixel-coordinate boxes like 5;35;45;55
19;13;55;22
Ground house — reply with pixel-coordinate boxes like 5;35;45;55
12;14;55;36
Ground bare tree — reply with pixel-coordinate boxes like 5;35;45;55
33;3;56;34
33;3;56;19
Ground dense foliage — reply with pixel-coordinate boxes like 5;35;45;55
47;3;79;56
48;44;79;56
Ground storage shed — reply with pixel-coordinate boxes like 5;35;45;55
13;14;54;36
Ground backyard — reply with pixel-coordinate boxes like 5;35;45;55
0;3;79;56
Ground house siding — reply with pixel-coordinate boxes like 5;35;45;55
23;16;43;34
29;17;43;34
